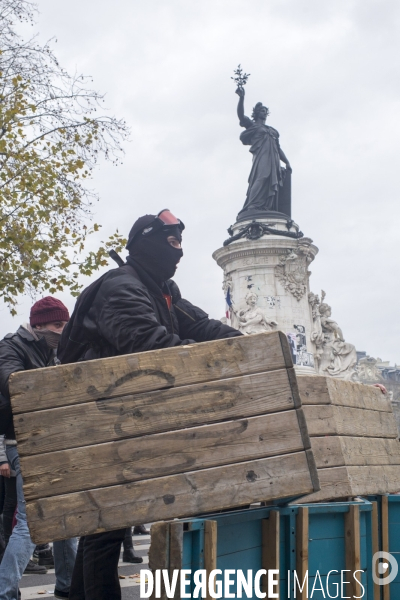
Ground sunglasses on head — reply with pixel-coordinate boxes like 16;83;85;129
141;209;185;236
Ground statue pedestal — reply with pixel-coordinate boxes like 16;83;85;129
213;215;319;375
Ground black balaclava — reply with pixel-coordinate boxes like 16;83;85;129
128;225;183;284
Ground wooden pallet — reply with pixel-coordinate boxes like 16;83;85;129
296;376;400;503
9;331;319;543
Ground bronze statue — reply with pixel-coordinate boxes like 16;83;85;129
235;86;292;218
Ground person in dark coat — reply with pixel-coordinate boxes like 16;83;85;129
0;297;77;600
0;471;5;564
60;210;242;600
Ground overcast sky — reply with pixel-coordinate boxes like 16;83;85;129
1;0;399;363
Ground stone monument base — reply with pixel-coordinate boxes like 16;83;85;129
213;215;318;375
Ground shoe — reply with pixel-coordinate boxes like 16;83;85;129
133;524;149;535
54;590;70;599
24;559;48;574
33;543;50;562
34;547;55;567
122;549;143;563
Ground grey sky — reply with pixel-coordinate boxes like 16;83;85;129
1;0;399;362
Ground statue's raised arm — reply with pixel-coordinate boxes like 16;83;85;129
235;86;247;127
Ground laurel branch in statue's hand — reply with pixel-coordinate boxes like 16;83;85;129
232;65;250;94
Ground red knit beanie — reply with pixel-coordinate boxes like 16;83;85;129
30;296;70;327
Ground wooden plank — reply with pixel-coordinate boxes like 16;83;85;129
262;511;280;597
295;466;353;503
344;505;362;599
298;375;393;412
149;522;169;600
296;507;309;600
21;411;304;501
371;502;380;600
298;465;400;503
169;522;183;600
348;466;400;496
25;451;315;544
293;403;312;450
15;369;296;457
328;377;392;411
169;522;183;571
311;436;345;468
303;405;398;439
382;495;390;600
149;522;169;570
304;448;320;494
293;402;320;491
311;436;400;469
341;437;400;466
279;331;294;371
204;521;217;600
382;495;389;552
10;331;291;413
297;375;331;406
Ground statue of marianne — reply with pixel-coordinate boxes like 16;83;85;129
236;86;292;217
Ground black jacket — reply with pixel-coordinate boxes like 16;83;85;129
59;261;242;363
0;326;54;439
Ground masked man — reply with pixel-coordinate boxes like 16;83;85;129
59;210;242;600
0;297;76;600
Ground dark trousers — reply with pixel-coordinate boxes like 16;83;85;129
123;527;133;552
3;475;17;544
0;515;5;563
69;528;126;600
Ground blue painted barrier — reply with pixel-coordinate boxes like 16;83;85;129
149;496;400;598
176;500;374;599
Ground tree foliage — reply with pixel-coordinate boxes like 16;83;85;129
0;0;129;313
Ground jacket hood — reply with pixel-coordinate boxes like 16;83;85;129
18;323;41;342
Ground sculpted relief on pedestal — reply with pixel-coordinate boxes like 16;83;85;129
221;271;234;325
308;291;324;367
309;290;358;380
234;291;278;335
275;238;315;301
356;356;383;382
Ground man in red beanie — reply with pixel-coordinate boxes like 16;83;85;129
0;297;74;600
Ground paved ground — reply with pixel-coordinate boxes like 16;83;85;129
20;533;150;600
